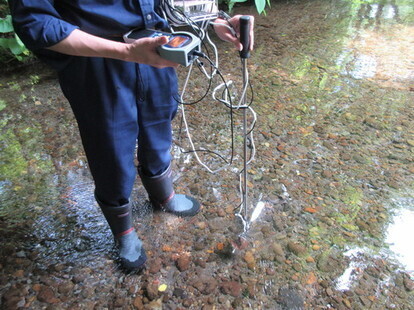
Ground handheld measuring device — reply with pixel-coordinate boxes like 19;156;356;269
123;29;201;66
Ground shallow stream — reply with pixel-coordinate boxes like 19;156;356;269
1;0;413;309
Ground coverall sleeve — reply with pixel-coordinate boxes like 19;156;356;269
8;0;79;51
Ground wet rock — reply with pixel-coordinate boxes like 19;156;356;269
322;141;335;151
72;273;87;283
80;286;95;299
146;297;163;310
316;253;340;273
145;282;159;301
342;298;352;308
220;281;242;297
192;277;218;295
217;208;226;217
359;296;372;307
214;241;232;258
232;297;243;308
208;218;228;232
271;242;285;257
15;250;26;258
37;285;60;303
292;262;302;272
133;296;144;309
2;286;26;309
313;125;326;134
113;294;128;308
173;287;187;299
148;258;163;274
356;220;370;231
353;154;368;164
287;241;307;257
2;295;26;310
13;269;25;277
364;117;384;129
340;152;352;161
182;298;194;307
403;274;414;292
57;280;75;294
52;264;66;272
194;240;205;251
194;257;207;268
195;221;207;230
277;287;304;310
321;170;333;178
319;279;330;288
40;275;58;286
176;254;191;271
244;251;256;270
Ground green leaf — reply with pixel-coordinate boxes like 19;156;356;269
0;16;14;33
255;0;266;14
228;0;247;12
9;38;27;55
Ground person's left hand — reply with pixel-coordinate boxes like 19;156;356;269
213;15;254;51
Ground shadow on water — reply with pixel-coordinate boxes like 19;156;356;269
1;0;414;308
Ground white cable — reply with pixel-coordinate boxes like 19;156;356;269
161;0;257;176
204;31;219;73
236;64;249;109
179;58;231;173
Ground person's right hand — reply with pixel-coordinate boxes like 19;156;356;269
46;29;179;68
125;36;179;69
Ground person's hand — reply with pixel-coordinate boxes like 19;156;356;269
125;36;179;68
213;15;255;51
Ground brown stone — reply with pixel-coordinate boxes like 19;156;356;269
176;254;191;272
145;283;159;301
220;281;242;297
133;296;144;309
149;258;163;274
403;275;414;291
271;243;285;257
58;280;75;295
13;270;25;277
287;242;307;256
37;286;60;304
2;295;25;309
243;251;256;269
192;277;218;295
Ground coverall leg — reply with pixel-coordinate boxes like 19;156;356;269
57;56;178;207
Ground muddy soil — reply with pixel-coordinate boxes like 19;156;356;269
1;0;414;309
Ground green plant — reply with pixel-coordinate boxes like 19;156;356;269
0;15;30;61
220;0;270;14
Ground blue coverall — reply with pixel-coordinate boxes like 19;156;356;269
10;0;179;208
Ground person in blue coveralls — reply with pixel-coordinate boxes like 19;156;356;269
9;0;254;271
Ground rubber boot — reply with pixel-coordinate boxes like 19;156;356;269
97;199;147;270
138;164;201;217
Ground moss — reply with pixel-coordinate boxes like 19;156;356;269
0;128;27;181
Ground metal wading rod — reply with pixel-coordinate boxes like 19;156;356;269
239;16;251;221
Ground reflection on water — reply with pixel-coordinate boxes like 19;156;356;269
335;194;414;292
336;0;413;89
0;0;413;308
385;197;414;277
335;247;373;291
32;168;113;265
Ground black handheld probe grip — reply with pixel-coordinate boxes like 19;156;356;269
239;16;251;59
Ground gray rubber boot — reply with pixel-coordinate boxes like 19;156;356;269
138;164;201;217
97;199;146;270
